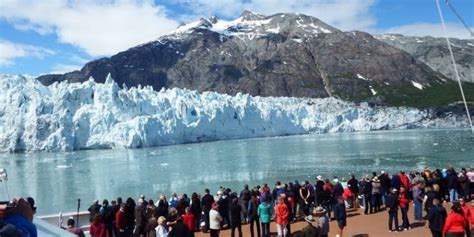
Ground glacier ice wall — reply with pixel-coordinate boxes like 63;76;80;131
0;74;467;152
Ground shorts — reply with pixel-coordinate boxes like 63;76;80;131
337;220;346;229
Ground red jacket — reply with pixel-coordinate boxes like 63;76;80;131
342;188;353;199
443;212;467;235
470;207;474;228
182;213;195;231
275;203;289;225
399;174;410;189
115;210;128;231
90;222;107;237
398;192;409;209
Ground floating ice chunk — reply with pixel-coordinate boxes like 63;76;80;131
369;85;377;95
357;74;369;81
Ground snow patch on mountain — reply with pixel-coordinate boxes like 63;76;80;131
0;74;466;152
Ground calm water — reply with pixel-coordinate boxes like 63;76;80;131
1;128;473;215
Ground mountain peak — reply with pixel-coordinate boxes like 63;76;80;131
240;10;266;21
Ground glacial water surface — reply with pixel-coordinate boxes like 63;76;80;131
1;128;473;215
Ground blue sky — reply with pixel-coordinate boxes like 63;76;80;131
0;0;472;76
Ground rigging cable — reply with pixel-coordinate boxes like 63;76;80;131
445;0;474;37
436;0;474;133
435;0;473;133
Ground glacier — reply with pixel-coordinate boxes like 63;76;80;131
0;74;468;152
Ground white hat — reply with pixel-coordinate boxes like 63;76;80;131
316;175;323;181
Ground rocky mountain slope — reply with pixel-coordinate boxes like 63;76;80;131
37;11;472;107
376;34;473;83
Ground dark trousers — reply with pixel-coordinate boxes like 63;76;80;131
363;195;372;214
445;232;465;237
231;223;242;237
400;207;410;229
388;209;399;231
249;216;261;237
430;229;442;237
204;211;211;232
371;194;381;212
210;229;220;237
261;222;270;237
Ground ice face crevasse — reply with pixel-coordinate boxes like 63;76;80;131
0;74;466;152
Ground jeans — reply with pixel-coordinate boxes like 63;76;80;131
249;216;261;237
371;194;381;212
261;222;270;237
363;195;372;214
276;224;287;236
388;209;399;231
231;223;242;237
400;207;410;229
414;199;423;221
430;230;442;237
449;189;458;202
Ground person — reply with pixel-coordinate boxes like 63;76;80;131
257;197;272;237
209;203;222;237
301;215;321;237
88;200;101;223
66;218;85;237
299;184;310;215
359;175;372;214
146;217;157;237
398;186;411;231
443;202;467;237
190;193;201;231
459;198;471;237
155;195;169;220
348;175;359;208
90;214;107;237
125;198;137;236
247;193;261;237
100;199;114;237
313;207;329;237
169;193;178;209
447;168;459;202
201;189;215;233
229;198;243;237
371;176;382;213
334;197;346;237
240;184;251;222
458;170;470;201
275;196;289;237
155;216;168;237
116;203;128;237
166;208;178;230
412;181;424;222
428;198;447;237
168;218;191;237
469;200;474;237
182;207;196;234
385;188;399;232
1;198;37;237
135;198;147;237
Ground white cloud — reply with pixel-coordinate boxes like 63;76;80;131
0;0;179;56
0;39;56;66
50;63;82;74
384;23;473;39
181;0;377;31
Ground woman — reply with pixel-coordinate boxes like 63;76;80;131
275;197;289;237
299;185;310;215
90;214;107;237
146;217;157;237
155;216;168;237
371;177;382;213
258;197;272;237
398;186;411;231
209;202;222;237
190;193;201;231
442;202;467;237
230;198;243;237
155;195;169;219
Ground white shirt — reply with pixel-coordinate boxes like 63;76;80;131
155;225;168;237
209;209;222;230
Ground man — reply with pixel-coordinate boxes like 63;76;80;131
209;203;222;237
301;215;320;237
66;218;85;237
201;188;215;233
412;181;424;222
115;204;128;237
247;193;261;237
386;188;399;232
334;197;346;237
134;198;146;237
427;198;447;237
314;206;329;237
240;184;251;222
88;200;101;223
348;175;359;208
359;175;372;214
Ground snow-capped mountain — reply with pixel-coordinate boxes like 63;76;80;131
0;74;467;152
38;11;460;107
376;34;473;83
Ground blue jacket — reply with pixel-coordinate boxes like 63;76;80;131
4;213;37;237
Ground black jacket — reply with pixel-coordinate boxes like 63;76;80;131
428;204;447;232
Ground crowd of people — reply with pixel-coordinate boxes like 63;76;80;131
73;166;474;237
